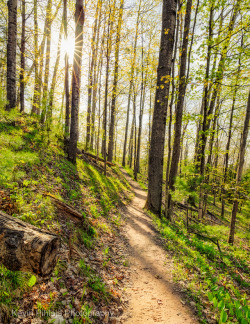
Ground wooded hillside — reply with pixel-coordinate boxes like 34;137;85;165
0;0;249;323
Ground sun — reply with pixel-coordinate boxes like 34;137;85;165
61;37;75;61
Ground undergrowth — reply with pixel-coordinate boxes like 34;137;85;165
150;210;250;324
0;110;131;320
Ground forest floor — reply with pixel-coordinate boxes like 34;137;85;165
119;169;197;324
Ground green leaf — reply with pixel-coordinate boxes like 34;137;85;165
241;319;248;324
218;300;225;311
220;310;228;323
208;292;213;302
213;297;218;308
28;275;37;287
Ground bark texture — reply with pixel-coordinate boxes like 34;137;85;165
6;0;17;111
20;0;25;112
166;0;193;219
68;0;85;165
145;0;177;215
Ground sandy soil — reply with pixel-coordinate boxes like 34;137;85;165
120;170;198;324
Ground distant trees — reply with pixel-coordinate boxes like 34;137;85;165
1;0;249;244
6;0;17;111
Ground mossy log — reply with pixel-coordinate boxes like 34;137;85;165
0;211;60;276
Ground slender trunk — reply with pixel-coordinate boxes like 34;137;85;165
122;0;141;167
32;0;54;115
6;0;17;111
32;0;39;114
20;0;25;112
166;0;193;220
221;49;241;218
134;43;146;180
108;0;124;162
67;0;85;165
41;0;53;124
47;21;64;134
102;2;114;174
128;89;136;168
86;0;102;150
197;1;239;217
96;45;104;158
64;0;70;138
228;89;250;244
90;2;103;150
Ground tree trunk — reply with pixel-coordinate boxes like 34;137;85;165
122;0;141;167
20;0;25;113
221;49;241;218
67;0;85;165
164;3;180;214
41;0;53;124
228;89;250;244
47;21;64;135
134;42;146;180
90;2;103;150
101;4;113;175
0;211;60;276
165;0;193;219
64;0;70;138
145;0;177;215
6;0;17;111
107;0;124;162
85;0;102;151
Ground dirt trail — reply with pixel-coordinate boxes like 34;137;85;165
120;170;197;324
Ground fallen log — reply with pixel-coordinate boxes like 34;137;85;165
82;151;115;167
45;193;84;222
78;152;105;173
0;211;60;276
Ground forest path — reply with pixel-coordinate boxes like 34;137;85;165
119;169;197;324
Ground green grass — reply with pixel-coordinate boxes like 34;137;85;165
79;259;109;300
150;211;250;324
0;112;131;320
0;265;33;318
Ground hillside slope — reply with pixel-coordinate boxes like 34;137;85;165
0;112;133;323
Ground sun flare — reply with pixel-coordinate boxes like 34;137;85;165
61;37;75;60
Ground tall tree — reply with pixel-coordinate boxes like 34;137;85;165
107;0;124;162
122;0;141;167
145;0;177;215
41;0;53;124
6;0;17;111
165;0;193;219
20;0;26;113
67;0;85;164
64;0;70;138
228;89;250;245
85;0;102;150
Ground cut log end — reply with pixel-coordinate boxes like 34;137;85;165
0;211;60;276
